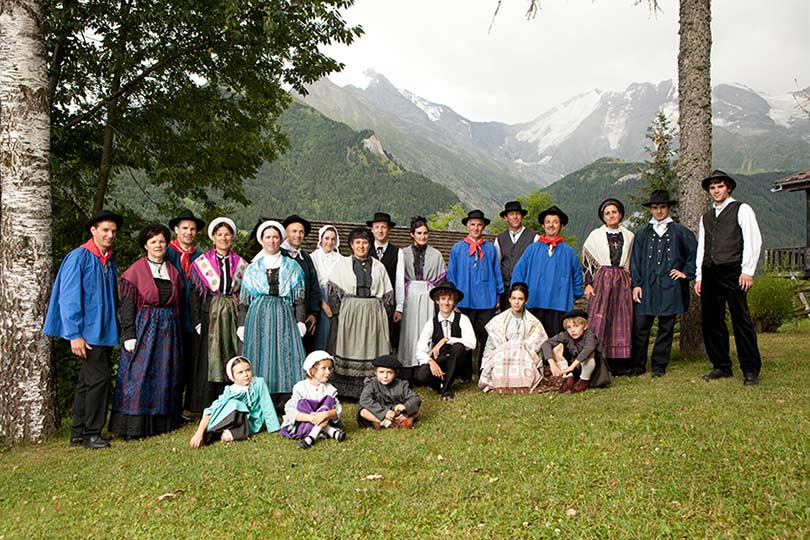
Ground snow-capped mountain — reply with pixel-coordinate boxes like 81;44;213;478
300;71;810;210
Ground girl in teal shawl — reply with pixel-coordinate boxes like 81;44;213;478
190;356;280;447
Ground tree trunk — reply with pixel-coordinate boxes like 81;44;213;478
0;0;57;443
677;0;712;356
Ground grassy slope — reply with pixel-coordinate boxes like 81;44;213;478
2;323;809;539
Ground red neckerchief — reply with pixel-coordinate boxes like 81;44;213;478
169;238;194;278
464;236;485;258
81;238;112;266
538;235;564;247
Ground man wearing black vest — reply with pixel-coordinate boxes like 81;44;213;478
694;170;763;385
367;212;404;351
494;201;538;311
281;214;321;353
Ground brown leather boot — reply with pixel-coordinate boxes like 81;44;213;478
559;376;576;394
572;379;590;393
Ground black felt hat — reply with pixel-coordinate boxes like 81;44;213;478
429;279;465;303
598;198;625;223
701;170;737;192
499;200;528;218
642;190;678;207
168;209;205;231
537;205;569;227
366;212;396;228
562;309;589;322
84;209;123;232
283;214;312;237
461;209;491;226
372;355;402;370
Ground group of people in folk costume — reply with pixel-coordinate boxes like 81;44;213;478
44;169;763;449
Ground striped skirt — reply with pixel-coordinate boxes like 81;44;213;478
243;295;305;394
332;296;391;399
587;266;633;359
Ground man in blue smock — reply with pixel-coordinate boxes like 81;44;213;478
43;210;123;449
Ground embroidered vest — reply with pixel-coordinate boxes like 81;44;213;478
702;202;743;267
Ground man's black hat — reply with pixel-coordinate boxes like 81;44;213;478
85;209;123;232
538;205;569;227
283;214;312;237
461;209;491;226
372;355;402;370
499;200;528;218
168;209;205;231
429;279;465;303
366;212;396;228
562;309;589;322
642;190;678;207
701;170;737;192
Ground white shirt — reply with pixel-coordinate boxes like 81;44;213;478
695;197;762;281
650;216;674;237
413;312;477;365
375;241;405;312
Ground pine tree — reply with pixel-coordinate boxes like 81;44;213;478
630;111;680;226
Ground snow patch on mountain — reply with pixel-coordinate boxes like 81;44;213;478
400;89;443;122
604;102;628;150
516;90;603;152
766;92;805;128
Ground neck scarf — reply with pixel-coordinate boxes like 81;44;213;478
168;239;194;278
464;236;485;258
281;240;300;260
538;235;564;247
82;238;112;266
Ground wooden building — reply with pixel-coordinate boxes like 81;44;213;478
768;170;810;277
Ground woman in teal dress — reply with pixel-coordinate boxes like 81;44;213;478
238;220;306;394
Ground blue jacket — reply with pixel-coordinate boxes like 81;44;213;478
511;242;583;312
43;246;120;346
447;240;503;310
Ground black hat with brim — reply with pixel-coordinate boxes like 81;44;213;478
538;205;569;227
366;212;396;228
598;198;625;223
429;279;465;303
562;309;589;322
461;209;491;226
499;200;528;218
642;190;678;207
283;214;312;237
85;209;123;232
701;170;737;192
168;209;205;231
372;355;402;370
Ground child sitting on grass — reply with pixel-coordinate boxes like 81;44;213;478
189;356;280;448
358;355;422;429
280;350;345;449
540;310;611;394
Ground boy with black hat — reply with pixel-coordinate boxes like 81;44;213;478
511;205;583;336
410;280;477;400
694;170;763;385
494;201;539;311
540;309;610;393
367;212;405;350
630;190;697;377
447;209;503;376
281;214;322;352
43;210;124;449
358;355;421;429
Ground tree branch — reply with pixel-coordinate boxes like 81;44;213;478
47;33;68;107
60;39;213;131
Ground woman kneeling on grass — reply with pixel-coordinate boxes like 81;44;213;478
189;356;280;448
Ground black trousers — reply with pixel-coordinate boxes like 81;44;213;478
70;345;113;439
528;308;565;338
460;307;495;374
402;343;468;396
631;314;677;374
700;264;762;375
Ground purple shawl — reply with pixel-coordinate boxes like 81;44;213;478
120;256;183;314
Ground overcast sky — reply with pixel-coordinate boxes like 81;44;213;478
322;0;810;124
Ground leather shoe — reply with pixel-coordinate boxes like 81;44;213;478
572;379;590;393
84;435;111;449
743;373;759;386
69;436;84;447
703;368;732;381
652;372;665;378
559;376;576;394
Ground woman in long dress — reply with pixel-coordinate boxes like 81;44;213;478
310;225;342;351
479;282;548;393
110;224;185;439
327;227;394;399
186;217;248;412
238;220;307;394
397;216;446;373
582;198;635;375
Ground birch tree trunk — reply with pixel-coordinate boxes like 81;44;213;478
0;0;56;443
677;0;712;356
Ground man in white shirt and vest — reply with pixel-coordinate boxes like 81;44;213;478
694;170;763;386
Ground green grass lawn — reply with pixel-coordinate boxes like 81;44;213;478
2;322;809;539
